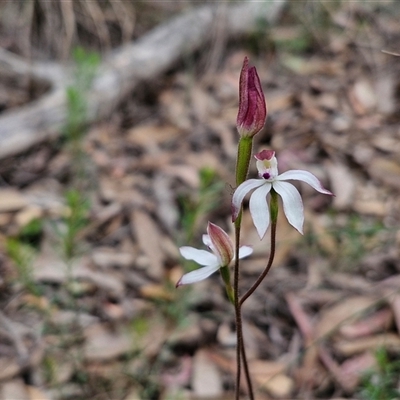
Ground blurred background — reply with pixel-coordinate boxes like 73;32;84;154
0;1;399;399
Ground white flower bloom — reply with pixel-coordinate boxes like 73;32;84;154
176;222;252;287
232;150;333;239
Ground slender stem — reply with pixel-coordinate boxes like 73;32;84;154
235;137;253;185
234;136;254;399
240;329;254;400
234;217;254;400
234;220;242;400
240;220;277;307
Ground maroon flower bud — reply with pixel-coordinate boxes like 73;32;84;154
236;57;267;138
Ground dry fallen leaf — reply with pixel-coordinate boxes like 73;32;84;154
159;88;192;131
372;131;400;155
367;157;400;190
0;379;29;400
309;219;337;259
139;283;174;301
192;349;223;398
91;248;134;269
286;292;321;390
349;80;376;114
33;255;125;298
316;296;378;339
339;308;393;339
127;123;184;149
0;189;27;213
339;352;376;389
26;385;51;400
325;161;355;210
83;324;133;362
318;345;356;392
131;209;164;280
123;388;142;400
14;205;43;228
0;360;23;382
250;360;294;398
335;333;400;356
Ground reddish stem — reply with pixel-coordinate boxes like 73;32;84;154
240;221;277;307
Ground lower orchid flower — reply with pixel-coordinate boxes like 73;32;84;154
232;150;333;239
176;222;253;287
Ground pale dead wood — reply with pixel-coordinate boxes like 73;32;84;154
0;1;286;159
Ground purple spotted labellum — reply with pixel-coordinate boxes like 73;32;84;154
236;57;267;138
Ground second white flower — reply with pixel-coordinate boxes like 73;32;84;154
232;150;333;239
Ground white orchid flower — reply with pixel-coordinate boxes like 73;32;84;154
232;150;333;239
176;222;253;287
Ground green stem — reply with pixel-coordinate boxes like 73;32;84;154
236;137;253;186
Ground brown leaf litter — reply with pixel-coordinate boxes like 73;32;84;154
1;3;400;399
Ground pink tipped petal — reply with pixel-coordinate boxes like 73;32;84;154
176;264;220;286
272;181;304;234
249;183;272;239
231;179;265;221
238;245;253;259
207;222;234;266
276;170;333;195
179;246;218;266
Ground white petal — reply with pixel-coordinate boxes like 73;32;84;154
249;183;272;239
179;246;218;266
202;234;212;247
238;245;253;259
272;181;304;234
232;179;265;221
276;170;333;195
176;264;220;286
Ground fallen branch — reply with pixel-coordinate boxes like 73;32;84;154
0;1;286;159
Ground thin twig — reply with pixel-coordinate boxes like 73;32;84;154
382;49;400;56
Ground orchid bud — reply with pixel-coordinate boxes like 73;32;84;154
236;57;267;138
